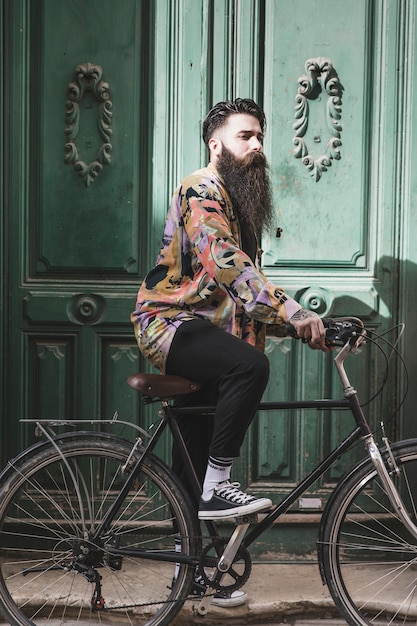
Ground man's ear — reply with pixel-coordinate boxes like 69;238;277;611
208;136;222;159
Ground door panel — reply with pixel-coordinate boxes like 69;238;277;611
250;0;402;505
5;0;151;454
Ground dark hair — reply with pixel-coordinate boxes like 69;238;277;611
202;98;266;146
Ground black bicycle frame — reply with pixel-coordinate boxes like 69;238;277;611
169;394;371;549
93;388;371;563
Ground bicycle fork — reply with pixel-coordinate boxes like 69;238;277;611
366;433;417;541
335;342;417;542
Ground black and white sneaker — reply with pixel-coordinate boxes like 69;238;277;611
191;572;247;607
198;481;272;520
172;571;247;607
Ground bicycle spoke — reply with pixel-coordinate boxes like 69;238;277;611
321;441;417;625
0;436;197;626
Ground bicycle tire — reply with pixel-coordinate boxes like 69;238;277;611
320;439;417;625
0;434;198;626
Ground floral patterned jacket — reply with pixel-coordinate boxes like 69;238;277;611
131;163;301;373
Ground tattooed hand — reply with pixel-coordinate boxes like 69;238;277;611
289;309;329;352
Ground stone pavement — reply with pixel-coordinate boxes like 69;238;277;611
171;561;345;625
0;561;346;625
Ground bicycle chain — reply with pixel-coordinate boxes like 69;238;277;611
94;534;252;612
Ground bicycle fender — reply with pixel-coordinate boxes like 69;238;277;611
0;431;134;483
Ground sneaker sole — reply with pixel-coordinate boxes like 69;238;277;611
198;498;272;520
212;592;247;608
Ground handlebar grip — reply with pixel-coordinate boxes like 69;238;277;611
283;322;298;337
284;317;363;347
284;318;334;336
283;322;310;343
284;317;335;343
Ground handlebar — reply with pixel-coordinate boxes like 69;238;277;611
284;317;365;348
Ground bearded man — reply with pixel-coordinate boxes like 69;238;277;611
131;98;327;605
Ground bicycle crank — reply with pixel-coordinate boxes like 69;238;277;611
198;537;252;593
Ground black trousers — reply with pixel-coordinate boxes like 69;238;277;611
165;319;270;502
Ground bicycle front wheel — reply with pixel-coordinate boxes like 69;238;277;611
0;434;198;626
320;439;417;625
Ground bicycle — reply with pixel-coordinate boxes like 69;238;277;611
0;317;415;625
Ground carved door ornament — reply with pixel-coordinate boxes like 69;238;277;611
293;57;342;181
64;63;113;187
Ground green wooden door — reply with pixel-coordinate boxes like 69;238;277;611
241;0;408;554
1;0;152;456
250;0;401;502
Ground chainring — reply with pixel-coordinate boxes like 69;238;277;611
198;538;252;592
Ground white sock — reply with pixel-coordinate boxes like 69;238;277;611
201;456;233;502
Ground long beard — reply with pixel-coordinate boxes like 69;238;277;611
216;146;274;238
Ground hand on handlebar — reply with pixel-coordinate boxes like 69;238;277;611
288;309;330;352
284;314;365;350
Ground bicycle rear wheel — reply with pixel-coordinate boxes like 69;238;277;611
320;439;417;625
0;434;198;626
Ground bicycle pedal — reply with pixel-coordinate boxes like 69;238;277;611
234;513;258;524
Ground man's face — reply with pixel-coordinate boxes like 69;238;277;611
214;114;273;238
209;113;264;162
